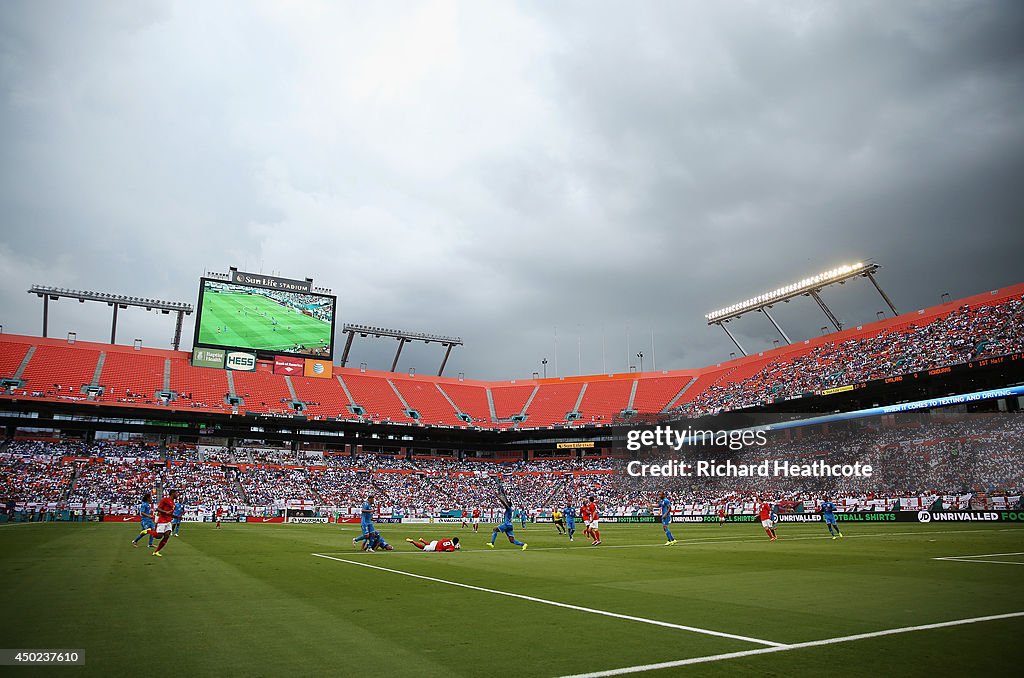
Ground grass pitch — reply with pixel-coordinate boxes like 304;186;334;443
197;290;331;354
0;522;1021;677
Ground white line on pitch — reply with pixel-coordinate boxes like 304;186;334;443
324;527;1024;556
311;553;785;647
933;551;1024;559
557;611;1024;678
934;558;1024;566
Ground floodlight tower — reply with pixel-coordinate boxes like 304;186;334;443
338;323;463;376
704;262;897;356
28;285;194;350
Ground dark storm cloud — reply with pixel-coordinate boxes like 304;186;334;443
1;1;1022;379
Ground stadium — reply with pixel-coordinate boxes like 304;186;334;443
2;3;1023;677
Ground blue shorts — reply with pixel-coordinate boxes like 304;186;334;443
824;515;837;524
141;519;155;530
498;523;514;535
566;521;575;530
360;523;374;535
662;517;672;527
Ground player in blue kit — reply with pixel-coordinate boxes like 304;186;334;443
564;504;576;541
352;494;375;548
657;492;677;545
820;498;843;539
172;500;184;536
488;487;527;551
362;530;393;552
131;492;155;548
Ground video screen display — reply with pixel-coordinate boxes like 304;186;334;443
194;279;335;359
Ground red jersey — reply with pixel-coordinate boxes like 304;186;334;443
583;502;597;520
718;508;726;517
472;509;480;518
758;503;772;521
436;538;458;552
156;497;175;524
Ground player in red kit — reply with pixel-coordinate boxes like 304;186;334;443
585;496;601;545
759;501;777;541
580;502;592;540
718;507;727;526
216;507;223;529
406;537;461;552
472;508;480;533
148;489;178;557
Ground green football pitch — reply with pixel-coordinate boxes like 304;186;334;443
0;522;1021;677
197;291;331;354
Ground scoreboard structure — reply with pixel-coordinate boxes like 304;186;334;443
192;269;337;361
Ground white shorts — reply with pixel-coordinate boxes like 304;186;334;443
156;522;174;534
423;541;438;552
587;520;599;530
761;519;775;529
472;517;479;525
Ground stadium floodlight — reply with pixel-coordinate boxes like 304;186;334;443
703;262;898;356
339;323;463;376
705;263;872;322
28;285;194;350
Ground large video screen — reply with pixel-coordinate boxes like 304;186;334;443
194;278;335;359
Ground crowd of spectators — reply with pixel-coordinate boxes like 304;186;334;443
3;412;1021;513
684;296;1024;416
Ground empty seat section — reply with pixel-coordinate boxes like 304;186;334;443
577;380;633;421
290;375;351;418
391;379;464;426
232;370;294;414
0;339;32;379
344;373;413;422
491;385;535;420
438;383;491;423
20;344;100;397
169;358;229;411
631;375;696;413
523;383;584;426
98;352;165;403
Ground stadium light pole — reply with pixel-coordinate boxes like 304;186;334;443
29;285;192;349
637;351;644;372
718;321;748;356
760;307;792;344
865;269;898;315
542;358;548;378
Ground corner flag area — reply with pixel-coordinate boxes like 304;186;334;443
1;522;1021;676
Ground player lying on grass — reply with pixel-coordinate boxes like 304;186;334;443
406;537;460;552
362;530;393;551
488;485;527;550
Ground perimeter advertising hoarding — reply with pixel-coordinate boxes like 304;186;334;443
225;351;257;372
304;358;333;379
193;276;336;361
274;356;305;376
191;348;226;369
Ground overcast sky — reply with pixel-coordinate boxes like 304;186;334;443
1;0;1022;380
